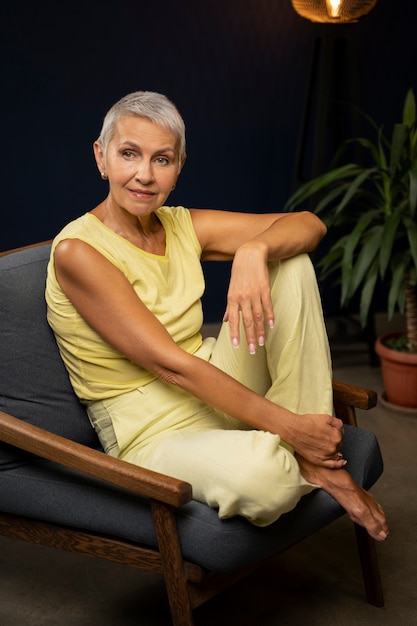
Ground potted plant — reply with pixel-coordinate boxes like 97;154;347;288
285;88;417;409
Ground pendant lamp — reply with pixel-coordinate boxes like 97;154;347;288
291;0;378;23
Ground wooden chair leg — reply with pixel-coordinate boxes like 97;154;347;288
151;500;195;626
354;523;384;607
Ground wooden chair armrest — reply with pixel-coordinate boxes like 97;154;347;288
332;380;377;410
0;240;53;257
332;380;377;426
0;410;192;508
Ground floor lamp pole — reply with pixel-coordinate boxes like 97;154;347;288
293;23;361;188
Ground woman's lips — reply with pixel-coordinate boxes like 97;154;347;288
130;188;156;198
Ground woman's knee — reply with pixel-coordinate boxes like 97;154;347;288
270;253;317;294
269;254;323;333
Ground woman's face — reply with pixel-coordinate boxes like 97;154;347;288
94;115;183;219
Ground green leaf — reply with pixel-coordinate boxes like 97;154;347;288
313;185;348;218
410;158;417;218
283;165;360;211
320;239;346;262
410;128;417;161
390;124;408;177
349;136;381;165
340;210;379;303
380;211;402;277
388;259;407;316
377;129;388;172
403;89;416;127
405;218;417;271
359;256;379;326
347;226;383;301
316;239;346;282
332;168;376;218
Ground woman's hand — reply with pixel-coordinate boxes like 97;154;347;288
288;413;347;469
223;242;275;353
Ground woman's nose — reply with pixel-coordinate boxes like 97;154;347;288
135;160;154;184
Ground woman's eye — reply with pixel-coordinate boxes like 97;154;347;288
154;156;170;165
122;150;135;158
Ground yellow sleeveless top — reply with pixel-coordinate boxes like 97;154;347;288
45;207;205;403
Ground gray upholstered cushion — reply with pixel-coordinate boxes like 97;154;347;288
0;245;100;468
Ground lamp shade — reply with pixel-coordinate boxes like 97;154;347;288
291;0;378;23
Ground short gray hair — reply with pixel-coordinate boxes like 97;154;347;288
97;91;186;162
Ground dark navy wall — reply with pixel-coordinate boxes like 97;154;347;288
1;0;416;320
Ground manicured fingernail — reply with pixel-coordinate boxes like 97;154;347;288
268;319;274;328
258;336;265;347
232;337;239;348
249;343;256;354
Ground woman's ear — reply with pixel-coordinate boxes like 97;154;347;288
93;140;106;176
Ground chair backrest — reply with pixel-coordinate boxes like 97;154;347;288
0;244;100;469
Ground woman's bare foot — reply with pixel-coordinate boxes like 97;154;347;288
297;456;389;541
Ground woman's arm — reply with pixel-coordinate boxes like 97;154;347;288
190;209;326;261
191;209;327;351
53;238;343;469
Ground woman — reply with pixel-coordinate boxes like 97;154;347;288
46;91;388;539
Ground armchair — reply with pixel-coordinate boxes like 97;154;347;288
0;242;384;626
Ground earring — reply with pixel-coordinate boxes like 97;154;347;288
101;172;108;180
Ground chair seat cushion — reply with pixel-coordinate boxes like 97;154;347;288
0;424;383;571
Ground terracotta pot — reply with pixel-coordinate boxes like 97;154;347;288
374;332;417;409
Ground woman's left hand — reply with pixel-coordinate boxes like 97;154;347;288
223;242;275;353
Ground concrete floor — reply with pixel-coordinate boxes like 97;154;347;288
0;316;416;625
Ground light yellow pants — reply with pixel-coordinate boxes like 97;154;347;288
87;254;333;526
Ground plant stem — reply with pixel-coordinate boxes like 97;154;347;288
406;279;417;352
